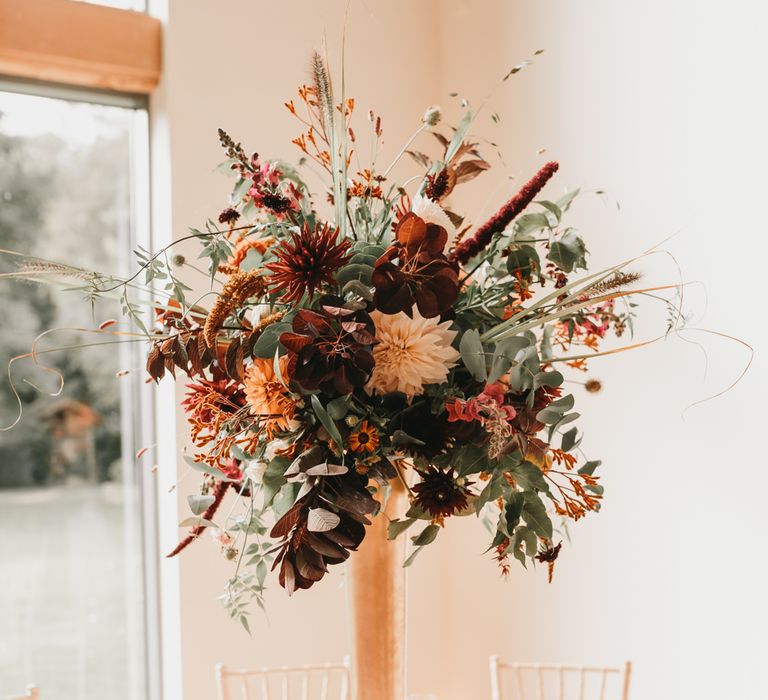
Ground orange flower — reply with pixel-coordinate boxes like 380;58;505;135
349;419;380;454
243;357;295;436
228;236;274;268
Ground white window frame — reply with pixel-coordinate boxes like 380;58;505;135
0;76;166;700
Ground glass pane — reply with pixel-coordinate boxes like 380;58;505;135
0;92;148;699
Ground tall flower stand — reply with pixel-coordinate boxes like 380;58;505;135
348;480;408;700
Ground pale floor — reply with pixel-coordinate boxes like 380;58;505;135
0;483;146;699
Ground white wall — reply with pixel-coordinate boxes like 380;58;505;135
154;2;768;699
413;2;768;699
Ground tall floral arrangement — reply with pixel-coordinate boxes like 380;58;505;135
2;52;691;627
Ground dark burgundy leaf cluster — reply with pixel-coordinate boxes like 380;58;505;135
372;212;459;318
270;473;377;593
280;296;376;395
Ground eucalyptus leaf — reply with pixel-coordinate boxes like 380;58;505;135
561;427;579;452
391;430;426;447
411;523;440;547
445;110;473;162
548;229;587;273
179;516;218;529
183;455;237;482
326;396;351;420
305;462;348;476
387;518;417;540
522;493;553;538
188;494;215;515
252;322;291;358
488;335;530;384
342;279;374;301
578;460;602;476
403;546;425;568
509;462;548;492
459;328;487;381
475;475;505;514
311;394;344;450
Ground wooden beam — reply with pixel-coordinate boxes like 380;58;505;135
0;0;161;95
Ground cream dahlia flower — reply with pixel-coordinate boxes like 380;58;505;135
411;194;456;249
366;310;460;400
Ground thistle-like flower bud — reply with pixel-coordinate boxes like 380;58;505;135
171;254;186;267
422;105;442;126
585;379;603;393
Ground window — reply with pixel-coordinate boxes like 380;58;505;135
0;85;156;699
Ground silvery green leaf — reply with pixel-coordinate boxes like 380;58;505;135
187;494;215;515
561;427;579;452
387;518;417;540
307;508;340;532
488;335;530;384
514;212;550;236
252;322;291;358
305;462;348;476
459;328;487;381
326;396;351;420
445;110;473;162
506;244;541;277
391;430;426;447
556;188;580;212
533;369;563;389
411;524;440;547
311;394;345;450
403;547;425;568
178;516;218;529
342;279;373;301
578;460;602;476
548;229;587;272
522;493;553;539
475;475;505;514
509;346;539;392
183;455;238;482
509;463;548;492
536;199;562;223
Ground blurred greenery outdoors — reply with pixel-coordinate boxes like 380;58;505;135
0;94;131;486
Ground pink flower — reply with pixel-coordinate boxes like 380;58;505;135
213;531;233;548
447;383;516;424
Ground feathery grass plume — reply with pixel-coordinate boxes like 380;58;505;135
311;51;335;136
450;161;560;265
312;50;346;236
203;270;266;348
585;271;642;297
252;309;287;334
18;260;97;282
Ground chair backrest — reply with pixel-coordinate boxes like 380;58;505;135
489;658;632;700
215;658;350;700
2;687;39;700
